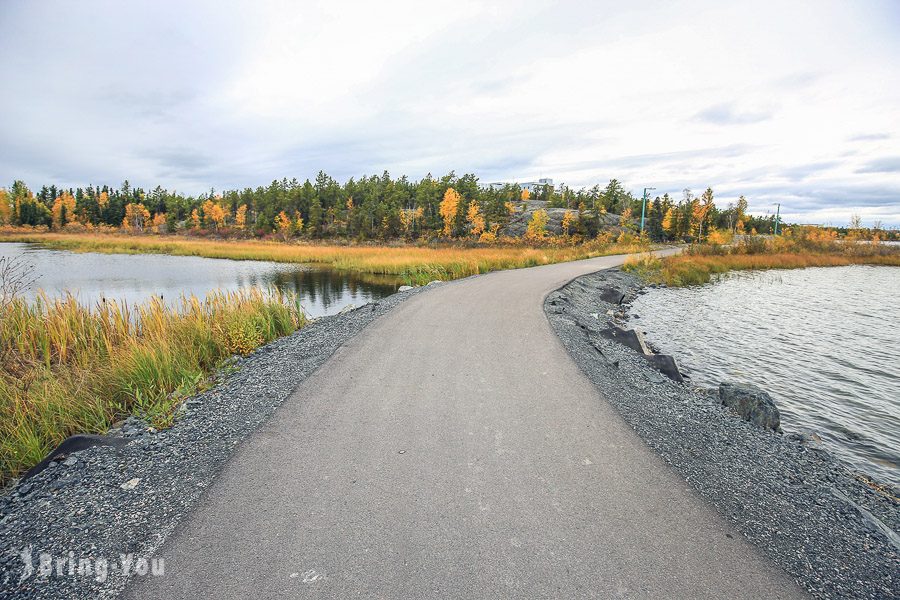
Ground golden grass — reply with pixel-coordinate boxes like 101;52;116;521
0;289;305;483
625;244;900;286
0;231;648;284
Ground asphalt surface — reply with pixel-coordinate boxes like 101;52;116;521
128;252;807;599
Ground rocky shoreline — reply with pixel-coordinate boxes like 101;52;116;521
1;265;897;599
545;268;898;600
0;287;424;599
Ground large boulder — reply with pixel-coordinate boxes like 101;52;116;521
719;383;782;432
644;354;684;383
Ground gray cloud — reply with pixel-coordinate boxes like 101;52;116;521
695;103;773;125
849;133;891;142
856;157;900;174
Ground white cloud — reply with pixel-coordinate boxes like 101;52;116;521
0;0;898;226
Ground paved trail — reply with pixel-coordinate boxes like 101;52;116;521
129;253;806;599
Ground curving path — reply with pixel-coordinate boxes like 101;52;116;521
128;252;806;599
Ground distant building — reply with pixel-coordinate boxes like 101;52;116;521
521;178;554;193
482;178;554;192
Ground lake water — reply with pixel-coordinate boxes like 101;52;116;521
0;242;401;318
630;265;900;487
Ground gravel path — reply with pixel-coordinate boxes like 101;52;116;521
0;288;422;599
545;268;899;600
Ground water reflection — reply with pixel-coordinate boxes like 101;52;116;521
0;242;401;318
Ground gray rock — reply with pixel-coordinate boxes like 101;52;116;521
398;285;414;292
644;354;684;383
719;382;782;432
598;286;625;305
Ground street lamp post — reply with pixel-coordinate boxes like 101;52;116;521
640;187;656;234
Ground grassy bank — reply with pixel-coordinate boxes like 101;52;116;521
0;231;648;285
0;290;305;483
625;235;900;286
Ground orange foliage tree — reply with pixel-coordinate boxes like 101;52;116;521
235;204;248;230
202;199;227;232
151;212;167;234
51;192;77;229
0;189;9;225
466;201;485;237
561;210;575;236
122;203;151;232
521;188;530;201
275;211;293;241
440;188;460;237
525;209;548;240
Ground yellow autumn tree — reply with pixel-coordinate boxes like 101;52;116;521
235;204;248;230
661;207;675;236
122;203;151;232
151;212;167;234
98;191;109;210
400;207;424;238
202;199;227;232
525;209;549;240
294;211;305;236
521;188;530;201
479;223;501;244
51;192;77;229
0;189;10;225
504;201;517;216
440;187;460;237
275;211;293;241
466;201;485;237
190;209;201;229
619;207;633;229
561;210;575;236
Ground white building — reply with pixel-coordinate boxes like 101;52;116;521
482;178;554;192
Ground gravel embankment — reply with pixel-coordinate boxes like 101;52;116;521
545;268;899;600
0;288;421;599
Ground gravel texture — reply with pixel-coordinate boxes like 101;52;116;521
0;288;422;599
545;268;899;600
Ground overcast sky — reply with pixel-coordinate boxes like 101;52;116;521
1;1;898;226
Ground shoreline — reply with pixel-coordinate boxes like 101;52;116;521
545;267;898;599
0;286;424;598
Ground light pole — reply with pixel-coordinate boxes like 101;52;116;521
640;187;656;234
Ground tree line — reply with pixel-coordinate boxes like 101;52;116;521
0;172;891;242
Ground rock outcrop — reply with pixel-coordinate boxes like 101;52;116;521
719;382;782;432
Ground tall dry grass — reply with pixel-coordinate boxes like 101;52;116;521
0;289;305;482
625;233;900;286
0;231;648;284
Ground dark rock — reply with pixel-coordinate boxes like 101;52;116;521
719;383;782;432
644;354;684;383
598;286;625;305
21;434;131;481
599;326;650;355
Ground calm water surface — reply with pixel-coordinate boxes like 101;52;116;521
0;242;401;318
630;266;900;486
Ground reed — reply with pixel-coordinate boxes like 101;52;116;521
0;289;305;482
0;231;648;284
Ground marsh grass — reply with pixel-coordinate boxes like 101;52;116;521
0;289;305;482
625;234;900;286
0;232;648;285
